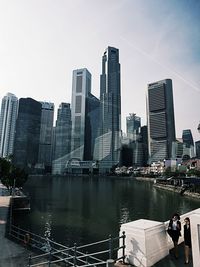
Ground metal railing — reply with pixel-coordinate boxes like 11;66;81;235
8;224;126;267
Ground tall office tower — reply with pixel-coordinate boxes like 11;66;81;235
97;46;121;171
0;93;18;158
52;103;71;174
71;68;99;160
85;93;100;160
195;141;200;159
182;129;194;147
147;79;176;163
182;129;195;158
13;98;41;172
37;102;54;173
126;113;141;139
141;125;148;166
172;138;184;159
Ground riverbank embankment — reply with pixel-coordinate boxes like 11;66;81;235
154;183;200;200
135;176;200;200
0;183;31;267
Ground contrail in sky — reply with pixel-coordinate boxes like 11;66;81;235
120;35;200;93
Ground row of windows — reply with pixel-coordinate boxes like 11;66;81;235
148;85;166;112
150;112;167;138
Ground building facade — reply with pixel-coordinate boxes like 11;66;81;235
126;113;141;139
13;98;41;172
0;93;18;158
37;102;54;173
195;141;200;159
52;103;71;174
182;129;195;158
182;129;194;147
71;68;99;161
97;46;121;171
147;79;176;163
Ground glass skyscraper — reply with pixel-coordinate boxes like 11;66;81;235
182;129;194;147
147;79;176;163
96;47;121;171
52;103;71;174
182;129;195;158
126;113;141;139
37;101;54;173
0;93;18;158
195;141;200;159
71;68;99;161
13;98;42;172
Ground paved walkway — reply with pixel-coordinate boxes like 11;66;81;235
153;243;193;267
0;185;31;266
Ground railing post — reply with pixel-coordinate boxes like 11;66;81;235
17;226;20;241
73;243;77;266
28;254;32;266
85;251;88;265
48;251;51;267
122;231;126;263
109;234;113;259
106;259;114;267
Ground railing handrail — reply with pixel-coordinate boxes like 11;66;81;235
8;224;126;267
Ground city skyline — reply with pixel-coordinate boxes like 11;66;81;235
0;0;199;141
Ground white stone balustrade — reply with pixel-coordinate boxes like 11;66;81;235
118;208;200;267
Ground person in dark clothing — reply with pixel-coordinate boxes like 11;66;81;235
184;217;191;264
167;213;181;258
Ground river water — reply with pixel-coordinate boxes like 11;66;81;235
13;176;200;247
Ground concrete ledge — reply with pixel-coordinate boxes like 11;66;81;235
119;208;200;267
0;196;31;266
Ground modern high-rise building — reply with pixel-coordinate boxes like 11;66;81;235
71;68;99;161
147;79;176;163
182;129;195;158
182;129;194;147
195;141;200;159
96;46;121;171
141;125;148;166
172;138;184;159
126;113;141;139
52;103;72;174
37;102;54;173
13;98;42;172
0;93;18;158
86;92;100;160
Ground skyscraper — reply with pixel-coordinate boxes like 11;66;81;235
182;129;194;147
71;68;99;160
37;102;54;173
182;129;195;158
13;98;41;172
195;141;200;159
97;46;121;171
126;113;141;139
0;93;18;158
52;102;72;174
147;79;176;163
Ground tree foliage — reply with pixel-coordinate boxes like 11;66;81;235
0;157;28;194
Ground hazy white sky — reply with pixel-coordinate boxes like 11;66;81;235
0;0;199;140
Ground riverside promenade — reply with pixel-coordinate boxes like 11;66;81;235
0;184;31;266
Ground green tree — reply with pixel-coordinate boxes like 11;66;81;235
0;157;28;194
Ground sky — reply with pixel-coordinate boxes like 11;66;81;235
0;0;199;141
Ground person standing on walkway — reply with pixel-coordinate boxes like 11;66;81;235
184;217;191;264
167;213;181;258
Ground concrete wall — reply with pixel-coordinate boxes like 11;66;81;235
190;211;200;267
118;208;200;267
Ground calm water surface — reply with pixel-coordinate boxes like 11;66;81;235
14;176;200;246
